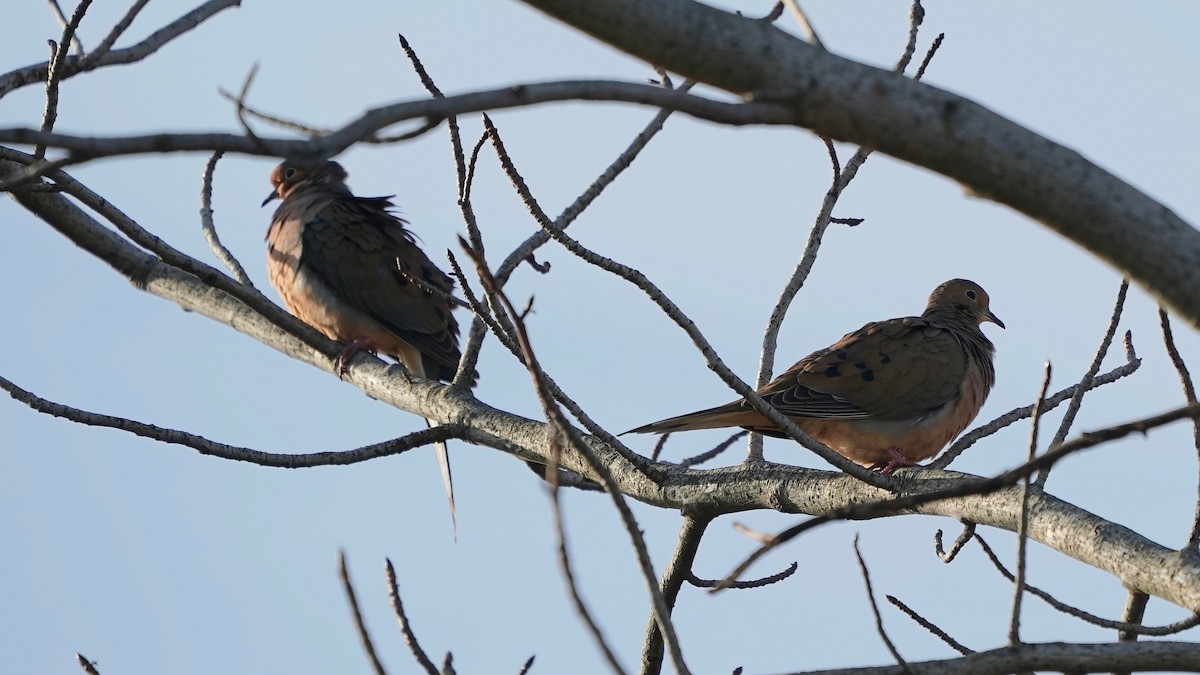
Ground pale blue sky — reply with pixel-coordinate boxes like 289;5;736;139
3;2;1200;673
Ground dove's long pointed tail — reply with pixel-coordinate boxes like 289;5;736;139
427;418;457;541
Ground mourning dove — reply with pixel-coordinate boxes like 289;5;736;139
263;160;469;533
627;279;1003;474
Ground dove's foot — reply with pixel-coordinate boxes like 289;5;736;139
869;448;915;476
336;337;377;377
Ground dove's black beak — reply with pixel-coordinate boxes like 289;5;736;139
986;310;1005;329
261;191;280;208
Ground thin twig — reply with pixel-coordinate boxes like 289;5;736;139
1160;308;1200;549
895;0;926;73
75;653;100;675
687;562;797;589
385;559;439;675
1;372;469;467
1011;363;1052;644
934;521;976;563
338;551;389;675
677;431;747;468
46;0;85;54
853;536;913;673
451;132;495;388
491;77;699;288
649;433;672;462
230;63;280;157
79;0;151;66
0;82;796;160
1036;280;1127;487
975;535;1200;636
37;0;92;159
0;155;75;192
215;90;329;137
642;516;712;675
475;123;668;475
886;595;973;655
933;332;1140;468
914;33;945;80
198;151;253;285
516;656;536;675
716;400;1200;590
461;241;689;675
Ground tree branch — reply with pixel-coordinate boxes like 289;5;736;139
515;0;1200;331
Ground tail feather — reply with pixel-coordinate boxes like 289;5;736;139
400;349;457;541
624;403;764;435
428;418;457;542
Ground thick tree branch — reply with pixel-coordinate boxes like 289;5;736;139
516;0;1200;331
785;641;1200;674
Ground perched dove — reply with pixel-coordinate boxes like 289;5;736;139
627;279;1003;474
263;160;469;533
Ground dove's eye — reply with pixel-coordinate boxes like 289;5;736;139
284;167;298;180
965;290;978;301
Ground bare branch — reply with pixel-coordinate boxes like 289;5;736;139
79;0;151;66
1011;363;1053;644
914;33;944;80
687;562;797;589
338;551;389;675
461;240;688;675
385;560;439;675
1119;591;1151;645
885;595;973;655
786;641;1200;674
1160;308;1200;550
491;77;699;287
0;0;241;97
934;521;976;563
677;431;747;468
0;81;791;163
976;535;1200;636
37;0;92;159
643;516;711;675
0;372;469;467
1036;280;1128;487
894;0;925;74
853;536;912;673
46;0;85;54
198;151;253;285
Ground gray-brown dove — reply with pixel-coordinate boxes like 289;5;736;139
627;279;1003;473
263;160;469;533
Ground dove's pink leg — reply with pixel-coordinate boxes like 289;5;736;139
869;448;915;476
336;337;377;376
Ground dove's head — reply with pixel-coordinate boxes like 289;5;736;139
925;279;1004;329
262;160;349;206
